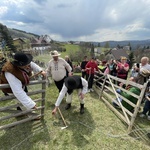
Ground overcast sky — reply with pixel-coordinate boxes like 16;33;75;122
0;0;150;42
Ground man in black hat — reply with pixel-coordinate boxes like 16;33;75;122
52;75;88;114
0;52;46;110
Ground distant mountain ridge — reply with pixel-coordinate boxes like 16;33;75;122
93;40;150;50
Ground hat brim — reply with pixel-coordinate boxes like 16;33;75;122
12;54;33;66
141;69;150;77
51;54;61;57
65;77;77;89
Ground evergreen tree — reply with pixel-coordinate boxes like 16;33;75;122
0;24;16;54
90;43;95;56
117;44;121;49
98;43;101;47
128;42;132;50
128;51;134;69
104;42;110;48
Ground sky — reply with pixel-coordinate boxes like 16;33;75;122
0;0;150;42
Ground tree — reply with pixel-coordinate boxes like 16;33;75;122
98;43;101;47
0;24;16;54
69;41;74;44
128;42;132;51
104;42;110;48
70;43;90;62
117;44;121;49
128;51;134;69
90;43;94;56
25;39;31;49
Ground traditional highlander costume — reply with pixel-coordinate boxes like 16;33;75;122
52;75;88;114
0;52;43;109
0;61;31;93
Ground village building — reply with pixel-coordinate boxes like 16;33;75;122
105;47;129;60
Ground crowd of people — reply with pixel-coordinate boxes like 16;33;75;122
79;55;150;119
111;56;150;119
0;50;150;120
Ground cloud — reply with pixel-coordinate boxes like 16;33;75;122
0;0;150;42
0;6;8;17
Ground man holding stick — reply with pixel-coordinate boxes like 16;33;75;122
52;75;88;115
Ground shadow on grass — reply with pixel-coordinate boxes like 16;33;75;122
60;105;95;149
0;119;50;150
48;99;95;149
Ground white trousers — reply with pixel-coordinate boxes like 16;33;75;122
66;89;85;104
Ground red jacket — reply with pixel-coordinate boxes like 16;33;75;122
85;61;98;74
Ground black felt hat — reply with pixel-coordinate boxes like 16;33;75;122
12;52;33;66
65;76;79;89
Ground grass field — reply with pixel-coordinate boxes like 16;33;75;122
34;44;80;63
1;82;150;150
61;44;80;58
0;50;150;150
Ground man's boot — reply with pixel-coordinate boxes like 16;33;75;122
80;104;84;114
65;103;71;110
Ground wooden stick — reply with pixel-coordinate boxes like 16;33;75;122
58;107;68;127
30;71;42;79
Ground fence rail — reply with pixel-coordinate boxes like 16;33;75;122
94;71;149;133
0;79;46;130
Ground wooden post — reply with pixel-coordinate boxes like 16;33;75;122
107;74;130;124
41;77;46;120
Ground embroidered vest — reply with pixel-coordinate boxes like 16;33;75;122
0;61;32;93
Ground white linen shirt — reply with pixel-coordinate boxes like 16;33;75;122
55;77;88;107
5;61;43;109
46;57;72;81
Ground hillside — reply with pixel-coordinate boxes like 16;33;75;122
0;23;39;40
1;23;150;50
8;28;39;39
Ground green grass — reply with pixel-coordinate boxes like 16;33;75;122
61;44;80;58
33;44;80;63
0;53;150;150
0;82;150;150
34;53;51;63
